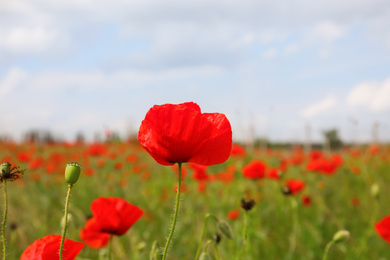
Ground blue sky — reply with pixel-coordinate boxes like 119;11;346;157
1;0;390;143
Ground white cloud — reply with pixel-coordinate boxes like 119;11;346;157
346;78;390;112
262;48;278;59
301;95;338;118
0;68;28;98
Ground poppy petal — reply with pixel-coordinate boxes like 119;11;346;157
21;235;83;260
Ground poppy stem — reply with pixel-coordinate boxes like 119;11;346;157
107;235;112;260
2;180;7;260
239;210;249;259
60;184;73;260
322;240;335;260
215;244;221;260
195;214;218;260
286;197;298;260
162;162;182;260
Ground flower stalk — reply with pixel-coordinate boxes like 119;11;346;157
162;162;183;260
2;180;7;260
60;184;73;260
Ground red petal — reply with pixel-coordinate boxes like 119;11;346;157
90;197;143;236
137;102;232;166
375;215;390;243
115;200;143;235
79;218;110;249
21;235;83;260
91;197;122;234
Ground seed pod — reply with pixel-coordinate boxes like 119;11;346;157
0;162;10;175
65;162;81;184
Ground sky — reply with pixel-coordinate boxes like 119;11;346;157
1;0;390;143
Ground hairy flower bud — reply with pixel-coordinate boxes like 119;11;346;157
65;162;81;184
217;221;233;239
332;230;350;243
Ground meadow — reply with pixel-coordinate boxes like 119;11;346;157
0;140;389;259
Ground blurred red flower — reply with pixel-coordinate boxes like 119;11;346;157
21;235;83;260
88;143;107;156
267;168;280;180
351;197;360;206
231;144;245;157
190;163;209;181
286;179;305;195
242;160;267;179
137;102;232;166
227;209;240;220
375;215;390;243
301;195;311;206
80;197;143;248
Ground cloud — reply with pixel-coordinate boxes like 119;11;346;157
0;68;28;98
346;78;390;112
262;48;278;60
301;95;338;118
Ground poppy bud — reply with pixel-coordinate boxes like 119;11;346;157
217;221;233;239
199;252;212;260
332;230;350;243
65;162;81;184
0;162;10;175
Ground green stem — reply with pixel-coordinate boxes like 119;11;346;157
237;210;249;260
204;240;213;252
108;235;112;260
322;240;335;260
60;184;72;260
215;244;221;260
2;180;7;260
162;162;182;260
195;214;218;260
286;198;298;260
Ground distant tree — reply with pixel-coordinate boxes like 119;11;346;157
323;129;343;150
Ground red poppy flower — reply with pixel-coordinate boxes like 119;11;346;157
21;234;83;260
375;215;390;243
231;144;245;157
301;195;311;206
190;163;209;181
87;143;107;156
267;168;280;180
227;209;240;220
137;102;232;166
286;179;305;195
80;197;143;248
242;160;267;179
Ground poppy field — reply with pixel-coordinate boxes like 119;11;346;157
1;102;390;260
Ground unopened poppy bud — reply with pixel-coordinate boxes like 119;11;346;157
332;230;350;243
65;162;81;184
217;221;233;239
370;183;379;198
199;252;212;260
0;162;10;174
